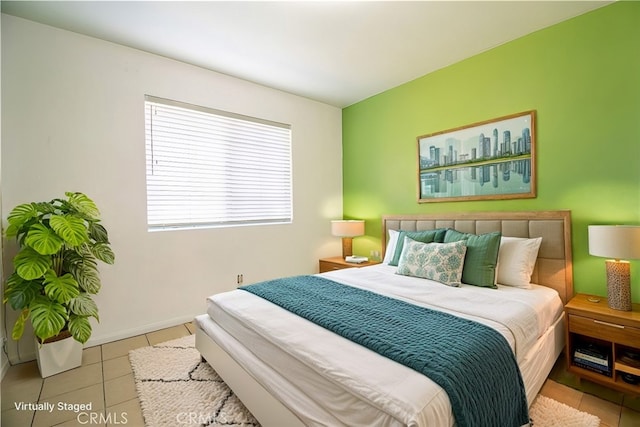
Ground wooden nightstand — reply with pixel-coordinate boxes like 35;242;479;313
319;256;380;273
565;293;640;394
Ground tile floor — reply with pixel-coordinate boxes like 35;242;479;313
2;323;194;427
2;322;640;426
544;355;640;427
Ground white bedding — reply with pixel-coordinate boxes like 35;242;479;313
201;265;564;426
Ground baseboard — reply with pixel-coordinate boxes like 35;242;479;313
85;314;196;347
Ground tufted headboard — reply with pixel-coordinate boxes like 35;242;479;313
382;210;573;303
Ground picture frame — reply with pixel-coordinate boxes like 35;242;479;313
417;110;536;203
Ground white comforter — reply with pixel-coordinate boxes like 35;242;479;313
204;264;563;426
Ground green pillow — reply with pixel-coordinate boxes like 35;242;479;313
390;228;447;266
443;229;501;288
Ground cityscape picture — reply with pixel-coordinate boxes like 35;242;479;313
417;111;536;202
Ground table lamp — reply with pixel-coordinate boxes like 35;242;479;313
588;225;640;311
331;220;365;258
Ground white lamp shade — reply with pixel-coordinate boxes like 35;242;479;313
588;225;640;260
331;220;365;237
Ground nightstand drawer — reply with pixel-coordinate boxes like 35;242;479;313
319;260;351;272
319;257;380;273
569;314;640;347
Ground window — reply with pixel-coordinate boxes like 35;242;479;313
144;96;292;230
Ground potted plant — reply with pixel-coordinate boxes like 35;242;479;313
3;192;114;376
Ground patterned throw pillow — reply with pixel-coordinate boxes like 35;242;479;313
396;237;467;287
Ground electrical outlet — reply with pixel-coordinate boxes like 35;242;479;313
236;274;244;285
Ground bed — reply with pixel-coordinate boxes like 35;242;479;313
195;210;573;427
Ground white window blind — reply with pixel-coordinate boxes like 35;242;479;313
144;95;292;230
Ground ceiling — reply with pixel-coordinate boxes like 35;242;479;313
2;1;612;107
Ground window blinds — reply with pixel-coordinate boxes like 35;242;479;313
144;96;292;230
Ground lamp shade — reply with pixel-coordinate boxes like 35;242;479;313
331;220;365;237
588;225;640;260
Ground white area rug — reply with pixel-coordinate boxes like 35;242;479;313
530;395;600;427
129;335;259;426
130;335;600;427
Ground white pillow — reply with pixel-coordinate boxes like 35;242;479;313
382;229;399;264
496;237;542;289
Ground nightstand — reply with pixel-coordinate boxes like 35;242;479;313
565;293;640;394
319;256;380;273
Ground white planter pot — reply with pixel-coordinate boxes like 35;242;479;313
35;334;83;377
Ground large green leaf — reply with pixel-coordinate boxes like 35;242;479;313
3;273;41;310
68;315;92;344
25;223;65;255
76;243;96;259
7;203;38;227
66;192;100;220
33;202;57;214
63;248;100;294
30;296;67;341
4;223;20;239
63;249;97;270
12;309;30;341
68;293;99;320
88;222;110;243
73;266;101;294
14;247;52;280
44;270;80;304
90;242;115;265
49;215;89;246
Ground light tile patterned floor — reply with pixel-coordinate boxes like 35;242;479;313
544;355;640;427
2;323;193;427
2;322;639;426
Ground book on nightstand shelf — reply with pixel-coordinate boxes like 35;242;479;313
345;255;368;264
572;341;611;377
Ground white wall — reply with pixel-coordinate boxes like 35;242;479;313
1;15;343;363
0;10;7;380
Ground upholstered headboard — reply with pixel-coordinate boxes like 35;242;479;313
382;210;573;303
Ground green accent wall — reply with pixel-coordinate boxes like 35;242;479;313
342;2;640;301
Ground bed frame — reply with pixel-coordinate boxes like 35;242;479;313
195;210;573;426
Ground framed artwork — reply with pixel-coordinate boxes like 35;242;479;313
417;110;536;203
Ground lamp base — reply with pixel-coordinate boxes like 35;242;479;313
605;260;632;311
342;237;353;258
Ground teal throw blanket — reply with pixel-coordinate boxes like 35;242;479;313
241;275;529;427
